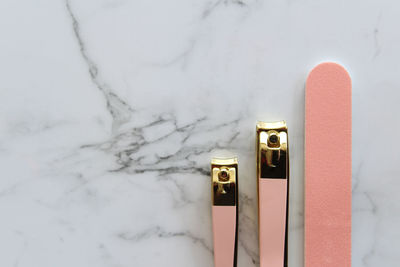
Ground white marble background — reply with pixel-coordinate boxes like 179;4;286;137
0;0;399;266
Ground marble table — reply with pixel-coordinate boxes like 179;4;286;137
0;0;399;266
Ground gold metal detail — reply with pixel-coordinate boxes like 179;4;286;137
211;157;238;206
257;121;288;179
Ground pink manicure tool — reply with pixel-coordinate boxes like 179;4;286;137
305;62;352;267
211;158;238;267
257;121;289;267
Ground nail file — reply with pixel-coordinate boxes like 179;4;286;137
211;158;238;267
305;62;352;267
257;121;289;267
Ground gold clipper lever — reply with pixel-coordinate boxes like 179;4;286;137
257;121;288;179
211;158;238;206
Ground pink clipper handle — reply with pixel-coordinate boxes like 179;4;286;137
211;158;238;267
259;179;288;267
256;121;289;267
212;206;237;267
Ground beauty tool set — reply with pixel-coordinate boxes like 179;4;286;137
210;62;352;267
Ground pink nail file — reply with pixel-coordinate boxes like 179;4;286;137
211;158;238;267
257;121;289;267
305;62;352;267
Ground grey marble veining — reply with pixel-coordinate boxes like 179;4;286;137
0;0;399;266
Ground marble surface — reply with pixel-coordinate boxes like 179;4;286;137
0;0;399;266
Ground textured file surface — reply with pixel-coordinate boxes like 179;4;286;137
305;62;352;267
